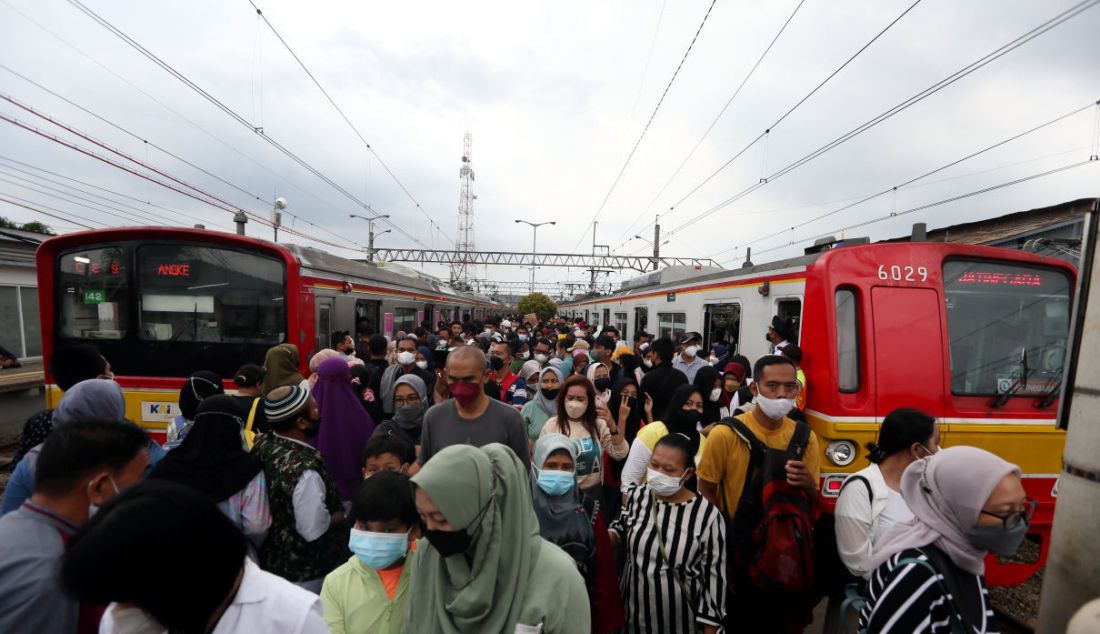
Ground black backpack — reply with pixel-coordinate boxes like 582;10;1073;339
813;475;870;599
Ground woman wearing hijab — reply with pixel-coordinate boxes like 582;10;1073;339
308;349;344;390
691;366;726;433
531;435;626;634
1;378;166;515
165;371;224;451
586;363;613;408
860;446;1031;633
718;362;746;412
372;374;429;450
619;384;706;494
262;343;307;397
416;345;434;372
151;395;271;556
522;366;563;442
406;443;591;633
312;358;376;502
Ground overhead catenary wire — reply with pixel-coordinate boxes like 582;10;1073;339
245;0;454;246
709;99;1100;257
60;0;431;250
0;193;103;230
662;0;1100;240
611;0;811;252
0;171;173;227
747;159;1098;260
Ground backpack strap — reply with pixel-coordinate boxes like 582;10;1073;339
719;417;766;509
244;397;261;449
787;419;811;461
840;475;873;506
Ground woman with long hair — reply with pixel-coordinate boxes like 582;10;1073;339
539;375;629;494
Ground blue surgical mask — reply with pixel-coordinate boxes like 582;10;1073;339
348;528;410;569
537;469;576;496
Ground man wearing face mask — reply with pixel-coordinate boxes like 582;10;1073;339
254;386;348;592
532;337;554;368
672;332;708;383
696;355;821;632
591;335;622;384
0;419;151;634
489;340;528;408
330;330;357;357
417;346;531;470
766;315;794;355
380;336;435;417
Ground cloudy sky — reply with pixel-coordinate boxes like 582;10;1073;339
1;0;1098;291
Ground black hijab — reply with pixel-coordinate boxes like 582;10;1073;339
177;371;224;420
692;365;722;425
664;384;704;441
609;377;644;444
151;395;263;502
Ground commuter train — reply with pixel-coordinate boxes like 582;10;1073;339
36;226;498;434
561;237;1075;586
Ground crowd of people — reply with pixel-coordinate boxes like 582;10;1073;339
0;315;1036;634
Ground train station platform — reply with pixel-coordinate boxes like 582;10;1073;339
0;359;44;394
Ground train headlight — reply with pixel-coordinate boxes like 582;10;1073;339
825;440;858;466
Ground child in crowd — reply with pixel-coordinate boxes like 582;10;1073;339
321;471;419;634
361;432;416;479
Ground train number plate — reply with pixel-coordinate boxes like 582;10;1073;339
877;264;928;282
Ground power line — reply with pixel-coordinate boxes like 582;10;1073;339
611;0;810;252
747;158;1098;259
60;0;431;249
245;0;454;246
0;171;172;227
711;100;1099;257
0;193;102;229
566;0;720;255
663;0;1100;239
628;0;668;121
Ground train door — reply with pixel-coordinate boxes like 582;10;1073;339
602;309;610;329
356;299;380;333
316;296;333;353
634;306;648;336
704;303;741;354
871;287;945;417
424;304;435;329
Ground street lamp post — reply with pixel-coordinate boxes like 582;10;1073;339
514;219;556;295
349;212;391;262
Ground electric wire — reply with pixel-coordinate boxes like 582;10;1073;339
0;170;173;227
0;194;103;229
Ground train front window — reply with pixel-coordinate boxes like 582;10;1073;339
58;246;130;340
944;259;1071;397
136;245;286;344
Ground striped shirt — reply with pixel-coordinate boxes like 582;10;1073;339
610;484;726;633
859;547;999;633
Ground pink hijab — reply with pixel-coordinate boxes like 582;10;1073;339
868;446;1020;575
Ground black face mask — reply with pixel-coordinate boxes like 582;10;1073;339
303;417;321;438
669;408;699;434
542;387;560;401
489;356;505;372
594;377;611;392
424;527;472;558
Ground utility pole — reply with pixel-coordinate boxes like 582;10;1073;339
590;221;598;291
653;218;661;272
350;212;390;262
515;219;555;295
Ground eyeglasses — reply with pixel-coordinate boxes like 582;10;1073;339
979;497;1037;530
393;397;419;406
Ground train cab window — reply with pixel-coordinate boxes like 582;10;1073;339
58;246;130;340
136;245;286;344
943;259;1071;396
393;307;417;335
776;298;802;338
657;312;686;341
835;289;860;392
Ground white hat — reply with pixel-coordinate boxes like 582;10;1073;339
500;319;512;329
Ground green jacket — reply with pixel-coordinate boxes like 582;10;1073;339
321;554;414;634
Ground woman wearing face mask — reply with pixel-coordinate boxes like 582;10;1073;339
531;434;627;634
587;363;613;408
619;385;706;495
860;447;1031;633
691;366;727;435
312;358;376;503
372;375;429;452
522;367;563;442
835;408;940;579
609;433;726;633
406;443;591;633
539;375;629;494
415;346;434;373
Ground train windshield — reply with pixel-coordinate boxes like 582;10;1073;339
57;242;287;377
943;259;1071;397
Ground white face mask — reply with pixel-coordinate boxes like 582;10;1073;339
708;355;719;365
683;346;699;358
415;360;429;370
643;359;653;368
535;353;549;364
709;388;722;402
564;400;587;420
87;475;120;518
519;350;530;360
756;394;796;420
396;351;416;366
646;468;686;497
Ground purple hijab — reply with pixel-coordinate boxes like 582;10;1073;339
312;357;376;501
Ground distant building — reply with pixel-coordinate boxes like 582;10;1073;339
0;228;44;360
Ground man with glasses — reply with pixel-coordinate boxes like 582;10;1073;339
416;346;530;469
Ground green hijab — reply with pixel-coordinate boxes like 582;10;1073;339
407;443;543;633
261;343;305;397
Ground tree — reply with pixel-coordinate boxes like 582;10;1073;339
516;293;557;322
0;216;16;229
19;221;54;235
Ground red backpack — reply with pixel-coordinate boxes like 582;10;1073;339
723;417;815;594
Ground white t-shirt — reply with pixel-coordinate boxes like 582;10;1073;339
875;488;914;541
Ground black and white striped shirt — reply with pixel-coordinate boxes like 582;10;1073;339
609;484;726;633
859;547;999;633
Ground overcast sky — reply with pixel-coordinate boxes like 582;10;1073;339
1;0;1098;290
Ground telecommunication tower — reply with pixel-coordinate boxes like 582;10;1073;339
451;132;476;290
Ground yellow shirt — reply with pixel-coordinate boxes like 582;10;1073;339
696;410;821;515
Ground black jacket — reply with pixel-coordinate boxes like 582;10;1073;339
640;363;688;421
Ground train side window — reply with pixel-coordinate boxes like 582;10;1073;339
776;298;802;338
614;312;628;339
835;288;859;392
393;307;417;335
657;312;686;341
317;300;332;353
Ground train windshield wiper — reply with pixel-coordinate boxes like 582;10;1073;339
992;347;1030;409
